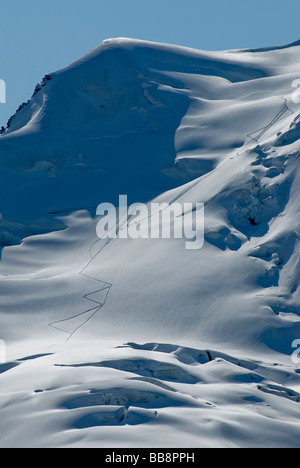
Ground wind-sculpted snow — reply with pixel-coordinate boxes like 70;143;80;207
0;342;299;447
0;38;300;447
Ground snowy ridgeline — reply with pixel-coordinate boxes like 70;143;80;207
0;38;300;448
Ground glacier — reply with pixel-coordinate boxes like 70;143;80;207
0;38;300;448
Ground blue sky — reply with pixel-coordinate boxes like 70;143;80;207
1;0;300;125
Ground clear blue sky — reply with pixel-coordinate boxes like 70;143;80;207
1;0;300;126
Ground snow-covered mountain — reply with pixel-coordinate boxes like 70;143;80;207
1;38;300;448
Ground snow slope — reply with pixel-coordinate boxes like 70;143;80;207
0;38;300;448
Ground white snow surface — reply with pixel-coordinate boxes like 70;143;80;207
0;38;300;447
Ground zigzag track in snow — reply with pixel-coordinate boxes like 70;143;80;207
47;176;207;341
48;153;242;341
247;98;293;142
49;104;293;342
48;232;114;341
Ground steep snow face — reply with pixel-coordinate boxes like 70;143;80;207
1;38;300;448
1;38;299;240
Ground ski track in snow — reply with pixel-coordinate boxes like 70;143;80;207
48;157;238;341
247;98;294;142
48;234;113;341
32;94;299;344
